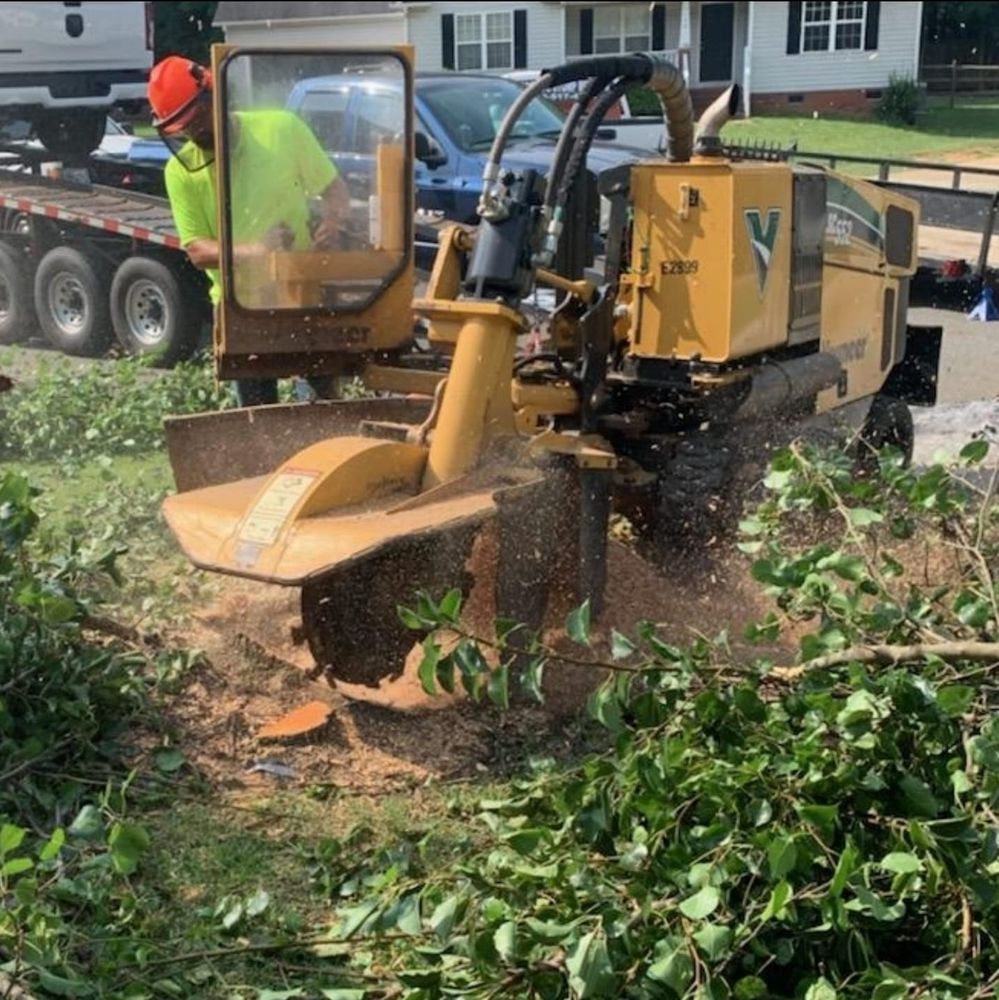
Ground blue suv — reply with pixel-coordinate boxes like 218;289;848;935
285;72;647;225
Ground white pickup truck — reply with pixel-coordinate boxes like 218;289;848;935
504;70;668;154
0;2;151;159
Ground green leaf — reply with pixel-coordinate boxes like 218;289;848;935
831;841;860;897
849;507;884;527
818;552;868;583
566;601;591;647
338;899;380;938
693;924;733;962
494;921;516;962
108;822;150;876
760;880;793;922
0;823;26;856
436;654;456;695
805;978;839;1000
247;888;271;917
36;971;93;997
749;799;773;827
648;938;694;993
735;686;766;722
565;929;616;998
155;748;186;773
521;656;545;703
611;630;636;661
589;684;624;734
679;885;721;920
767;837;797;880
487;661;510;711
438;588;462;623
257;991;303;1000
937;685;975;717
846;886;905;922
734;977;768;1000
379;893;420;936
960;439;989;464
39;828;66;863
525;917;582;944
418;639;440;695
397;606;427;631
798;804;839;839
880;852;923;875
321;991;367;1000
430;895;462;940
38;594;79;624
69;805;103;840
900;773;940;818
221;901;244;930
0;857;33;877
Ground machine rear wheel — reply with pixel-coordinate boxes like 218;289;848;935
856;395;914;471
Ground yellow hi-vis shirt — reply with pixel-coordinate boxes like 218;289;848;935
164;108;339;304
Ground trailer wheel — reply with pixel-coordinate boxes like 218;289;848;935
111;257;199;366
34;247;111;357
0;243;35;344
33;110;106;160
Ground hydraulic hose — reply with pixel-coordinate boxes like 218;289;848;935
481;53;693;218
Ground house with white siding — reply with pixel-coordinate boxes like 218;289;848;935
214;2;924;116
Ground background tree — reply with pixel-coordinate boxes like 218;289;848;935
153;1;223;64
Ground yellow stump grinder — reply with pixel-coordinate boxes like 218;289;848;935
162;45;941;688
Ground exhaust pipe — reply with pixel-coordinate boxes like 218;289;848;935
643;53;695;162
694;83;741;156
736;352;842;421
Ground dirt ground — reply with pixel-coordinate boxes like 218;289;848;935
163;535;778;794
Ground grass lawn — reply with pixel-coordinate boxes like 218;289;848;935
722;97;999;166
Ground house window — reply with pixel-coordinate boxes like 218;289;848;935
802;0;866;52
593;5;652;54
456;11;514;71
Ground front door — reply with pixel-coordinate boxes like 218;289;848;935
700;2;734;83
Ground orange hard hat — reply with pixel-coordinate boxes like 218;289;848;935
148;55;212;134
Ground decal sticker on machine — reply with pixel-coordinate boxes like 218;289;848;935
744;208;781;294
825;178;884;251
239;468;319;546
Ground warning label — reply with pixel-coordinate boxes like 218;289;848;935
240;469;319;546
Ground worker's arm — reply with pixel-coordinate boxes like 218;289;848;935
184;237;219;270
183;229;287;271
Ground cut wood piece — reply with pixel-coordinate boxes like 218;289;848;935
257;700;333;739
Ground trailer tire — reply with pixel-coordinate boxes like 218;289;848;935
111;257;199;366
34;247;111;357
0;243;35;344
33;110;106;160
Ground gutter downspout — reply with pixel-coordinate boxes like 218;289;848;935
744;0;754;117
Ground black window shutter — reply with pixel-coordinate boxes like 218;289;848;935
514;9;527;68
442;13;455;69
580;8;594;55
864;0;881;51
786;0;802;54
651;3;665;51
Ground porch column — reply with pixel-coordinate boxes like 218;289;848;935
678;1;692;84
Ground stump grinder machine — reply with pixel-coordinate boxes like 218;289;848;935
162;45;941;688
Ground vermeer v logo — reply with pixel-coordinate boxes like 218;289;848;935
744;208;781;294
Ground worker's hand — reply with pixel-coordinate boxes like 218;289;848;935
262;222;294;251
311;216;341;250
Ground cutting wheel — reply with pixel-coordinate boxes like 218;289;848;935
300;528;478;688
